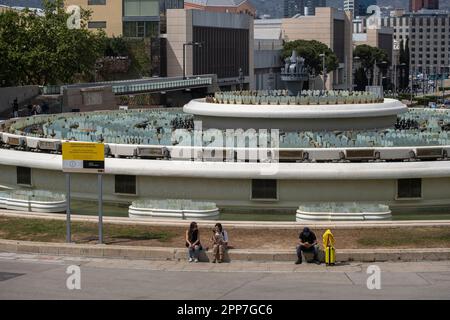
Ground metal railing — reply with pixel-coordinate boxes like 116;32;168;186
40;75;214;96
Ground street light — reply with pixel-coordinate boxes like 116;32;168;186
319;53;327;92
352;56;360;92
183;42;203;80
378;61;388;90
238;68;245;91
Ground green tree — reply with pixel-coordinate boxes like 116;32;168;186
0;0;106;86
282;39;339;76
353;44;390;88
104;36;129;57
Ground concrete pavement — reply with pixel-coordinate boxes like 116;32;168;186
1;253;450;299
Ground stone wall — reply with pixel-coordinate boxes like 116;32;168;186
0;86;40;116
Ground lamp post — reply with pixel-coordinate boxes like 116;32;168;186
410;66;415;105
352;56;360;92
319;53;327;92
238;67;245;91
183;42;202;80
399;62;406;97
379;61;387;91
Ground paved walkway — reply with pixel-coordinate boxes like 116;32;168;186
1;253;450;299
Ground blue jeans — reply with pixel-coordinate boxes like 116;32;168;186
296;244;319;262
188;245;201;259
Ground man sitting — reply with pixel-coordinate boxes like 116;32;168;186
296;227;320;265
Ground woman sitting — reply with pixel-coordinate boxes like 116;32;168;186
185;221;202;263
211;223;228;263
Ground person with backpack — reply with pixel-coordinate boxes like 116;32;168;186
296;227;321;265
211;223;228;263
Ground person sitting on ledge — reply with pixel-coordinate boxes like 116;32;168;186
185;221;202;263
211;223;228;263
296;227;321;265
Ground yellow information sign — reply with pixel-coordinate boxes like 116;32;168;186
62;142;105;173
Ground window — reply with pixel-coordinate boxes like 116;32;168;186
88;21;107;29
17;167;31;185
124;0;159;16
115;175;136;195
88;0;106;4
251;179;277;200
397;179;422;199
123;21;158;38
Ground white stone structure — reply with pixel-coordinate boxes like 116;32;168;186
183;98;407;130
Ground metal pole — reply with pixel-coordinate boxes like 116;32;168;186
98;174;103;244
183;44;186;80
66;173;71;243
322;55;325;91
410;67;414;104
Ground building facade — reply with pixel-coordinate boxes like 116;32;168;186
344;0;358;16
184;0;256;17
410;0;439;12
284;0;326;17
254;19;284;90
65;0;185;77
282;7;354;90
357;11;450;75
166;9;255;90
66;0;185;37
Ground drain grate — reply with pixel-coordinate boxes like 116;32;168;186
0;272;25;282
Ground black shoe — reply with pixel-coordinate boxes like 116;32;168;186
313;260;321;265
295;259;302;265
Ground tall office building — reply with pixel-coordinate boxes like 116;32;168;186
284;0;325;17
284;0;304;17
305;0;326;16
410;0;439;12
344;0;358;16
344;0;376;17
357;11;450;75
166;9;254;90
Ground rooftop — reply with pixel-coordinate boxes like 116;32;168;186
185;0;249;7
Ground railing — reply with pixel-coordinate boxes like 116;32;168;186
112;77;213;94
40;75;214;96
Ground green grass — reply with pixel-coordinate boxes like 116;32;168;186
0;217;175;244
357;229;450;248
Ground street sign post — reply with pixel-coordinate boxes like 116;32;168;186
62;142;105;244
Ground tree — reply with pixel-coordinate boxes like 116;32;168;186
0;0;106;86
353;44;390;88
104;36;129;57
282;40;339;76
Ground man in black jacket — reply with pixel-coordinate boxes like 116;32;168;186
296;227;320;265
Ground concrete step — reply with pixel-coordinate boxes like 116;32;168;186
1;239;449;263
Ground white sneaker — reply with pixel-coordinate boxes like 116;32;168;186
188;258;193;262
194;258;199;263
